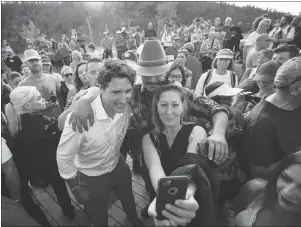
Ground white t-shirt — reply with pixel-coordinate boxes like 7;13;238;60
195;69;238;96
245;31;262;47
246;48;260;69
2;138;12;164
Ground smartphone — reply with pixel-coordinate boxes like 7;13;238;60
156;176;189;220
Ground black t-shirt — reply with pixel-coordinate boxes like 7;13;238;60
4;56;23;73
292;26;301;49
242;99;301;168
144;29;157;39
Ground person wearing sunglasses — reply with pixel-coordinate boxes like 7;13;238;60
60;66;74;109
241;57;301;180
165;34;182;60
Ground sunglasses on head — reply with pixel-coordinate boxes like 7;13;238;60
64;73;73;77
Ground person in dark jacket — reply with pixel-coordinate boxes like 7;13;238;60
59;66;74;108
3;48;23;73
4;86;75;220
229;26;244;56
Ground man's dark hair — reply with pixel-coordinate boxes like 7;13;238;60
98;58;136;90
230;26;242;34
136;26;140;32
218;23;224;27
262;14;269;18
274;45;299;58
283;13;293;25
167;24;172;27
86;57;102;68
87;43;96;51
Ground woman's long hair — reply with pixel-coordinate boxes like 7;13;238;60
5;86;39;138
250;17;264;33
151;84;187;141
165;62;187;86
74;61;87;92
250;151;301;211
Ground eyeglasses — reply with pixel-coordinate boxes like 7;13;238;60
64;73;73;77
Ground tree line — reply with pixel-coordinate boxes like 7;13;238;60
2;1;287;53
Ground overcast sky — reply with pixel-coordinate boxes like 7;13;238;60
227;1;301;15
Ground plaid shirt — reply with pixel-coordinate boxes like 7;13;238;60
129;83;228;135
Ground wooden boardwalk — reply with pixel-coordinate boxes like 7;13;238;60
30;156;155;226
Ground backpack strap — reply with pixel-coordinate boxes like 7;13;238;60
210;38;215;49
230;71;237;87
202;70;213;96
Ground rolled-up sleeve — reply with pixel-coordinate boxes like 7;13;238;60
184;88;229;120
56;113;83;179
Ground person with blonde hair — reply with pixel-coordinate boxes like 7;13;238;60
5;86;75;220
70;50;82;71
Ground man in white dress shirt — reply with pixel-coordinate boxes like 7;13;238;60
56;59;143;226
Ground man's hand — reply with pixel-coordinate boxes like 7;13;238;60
68;98;94;133
207;133;228;165
148;193;199;226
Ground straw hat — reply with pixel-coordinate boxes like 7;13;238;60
129;40;172;76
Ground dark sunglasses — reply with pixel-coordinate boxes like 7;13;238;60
64;73;73;77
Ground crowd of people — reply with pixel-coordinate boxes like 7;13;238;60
1;11;301;227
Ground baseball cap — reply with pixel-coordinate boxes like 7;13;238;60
61;65;73;76
205;81;243;98
256;34;272;43
253;60;281;82
215;49;234;59
23;49;41;62
183;42;195;53
274;57;301;87
195;17;201;22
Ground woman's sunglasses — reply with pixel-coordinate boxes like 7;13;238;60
64;73;73;77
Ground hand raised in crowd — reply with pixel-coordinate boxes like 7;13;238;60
68;97;94;133
148;193;199;226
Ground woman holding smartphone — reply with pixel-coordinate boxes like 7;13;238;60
142;84;218;226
